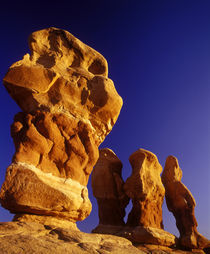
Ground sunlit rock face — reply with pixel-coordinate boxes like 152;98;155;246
162;156;210;249
3;27;122;144
124;149;165;229
91;148;129;229
0;27;123;223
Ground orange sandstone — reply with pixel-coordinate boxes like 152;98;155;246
0;27;123;223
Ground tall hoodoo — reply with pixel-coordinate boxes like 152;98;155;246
124;148;165;229
91;148;129;228
0;27;123;225
162;156;210;249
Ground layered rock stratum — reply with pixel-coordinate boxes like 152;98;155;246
0;27;123;224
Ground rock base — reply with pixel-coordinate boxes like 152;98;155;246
0;163;92;221
92;225;177;247
0;221;206;254
13;214;79;230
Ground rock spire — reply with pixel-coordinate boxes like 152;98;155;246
162;155;210;249
91;148;129;228
124;148;165;229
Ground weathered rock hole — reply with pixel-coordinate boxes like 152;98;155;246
36;54;55;68
88;59;106;75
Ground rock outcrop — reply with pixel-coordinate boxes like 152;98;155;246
162;156;210;250
91;148;129;228
0;221;205;254
124;149;165;229
0;27;123;224
120;226;177;247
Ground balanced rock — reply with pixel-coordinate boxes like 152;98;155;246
0;27;123;223
162;156;210;249
124;149;165;229
91;148;129;229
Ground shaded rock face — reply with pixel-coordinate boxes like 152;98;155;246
162;156;210;249
0;27;123;223
91;148;129;226
124;149;165;229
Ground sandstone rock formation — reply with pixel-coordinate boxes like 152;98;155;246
3;27;122;144
124;149;165;229
120;226;177;247
92;148;176;247
91;148;129;228
162;156;210;249
0;27;123;223
0;221;205;254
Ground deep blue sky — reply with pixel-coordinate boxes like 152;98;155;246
0;0;209;238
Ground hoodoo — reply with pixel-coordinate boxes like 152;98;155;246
91;148;129;233
162;156;210;249
0;27;123;226
124;149;165;229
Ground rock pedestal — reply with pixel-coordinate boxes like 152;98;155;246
91;148;129;231
0;27;123;224
162;156;210;249
124;149;165;229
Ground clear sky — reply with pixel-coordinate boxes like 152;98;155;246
0;0;209;238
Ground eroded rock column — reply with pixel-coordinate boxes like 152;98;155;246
162;156;210;249
124;149;165;229
0;27;123;226
91;148;129;233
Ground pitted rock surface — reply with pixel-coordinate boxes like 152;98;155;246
3;27;123;144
